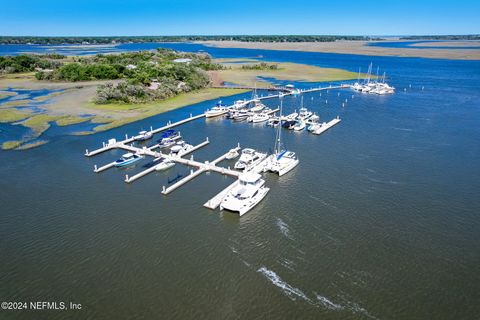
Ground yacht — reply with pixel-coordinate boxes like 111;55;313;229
155;159;176;171
234;148;267;170
298;108;312;120
135;130;153;141
264;99;299;176
114;153;144;167
205;102;229;118
220;172;270;216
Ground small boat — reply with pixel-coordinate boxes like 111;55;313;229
250;113;269;123
250;100;266;112
155;159;176;171
233;100;247;110
114;153;144;167
231;110;250;121
225;148;240;160
170;141;193;154
267;117;280;127
284;112;298;120
308;123;322;132
158;131;181;148
220;172;270;216
234;148;266;170
293;120;306;131
135;130;153;141
205;102;229;118
282;120;297;130
309;113;320;122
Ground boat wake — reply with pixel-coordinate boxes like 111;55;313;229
257;267;312;303
279;258;296;272
392;127;413;132
308;195;340;211
276;218;293;240
257;267;377;317
314;292;344;310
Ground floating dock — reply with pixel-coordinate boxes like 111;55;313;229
85;83;348;214
312;117;342;135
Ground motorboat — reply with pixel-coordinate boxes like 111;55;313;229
135;130;153;141
298;107;312;120
220;172;270;216
264;99;299;176
158;130;181;148
232;110;250;121
225;148;240;160
205;102;229;118
267;117;280;127
284;112;298;121
250;113;269;123
250;100;266;112
282;120;297;130
234;148;267;170
170;141;193;154
293;120;306;131
308;123;322;132
114;153;144;167
309;113;320;122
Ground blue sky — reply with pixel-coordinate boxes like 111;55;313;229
1;0;478;36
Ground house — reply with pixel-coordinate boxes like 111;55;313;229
148;79;159;90
173;58;192;64
126;64;137;70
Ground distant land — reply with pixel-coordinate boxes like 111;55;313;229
0;35;478;45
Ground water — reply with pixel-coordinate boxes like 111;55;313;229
369;40;480;50
1;45;480;319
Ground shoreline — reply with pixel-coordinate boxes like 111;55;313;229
196;40;480;60
0;59;366;150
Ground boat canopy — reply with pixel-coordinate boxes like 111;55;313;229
239;172;261;184
123;153;134;158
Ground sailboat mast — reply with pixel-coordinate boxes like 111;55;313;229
274;99;283;154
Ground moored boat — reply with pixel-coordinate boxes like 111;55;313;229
135;130;153;141
220;172;270;216
114;153;144;167
264;99;299;176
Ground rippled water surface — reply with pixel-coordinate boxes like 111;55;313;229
1;44;480;319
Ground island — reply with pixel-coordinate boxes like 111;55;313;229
0;48;363;150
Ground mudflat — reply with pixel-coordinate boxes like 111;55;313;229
198;40;480;60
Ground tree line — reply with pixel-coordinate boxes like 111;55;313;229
0;35;374;45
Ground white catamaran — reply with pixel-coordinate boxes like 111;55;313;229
264;99;299;176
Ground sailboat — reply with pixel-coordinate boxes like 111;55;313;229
264;99;299;176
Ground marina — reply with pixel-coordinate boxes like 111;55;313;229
85;84;351;215
3;39;479;320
